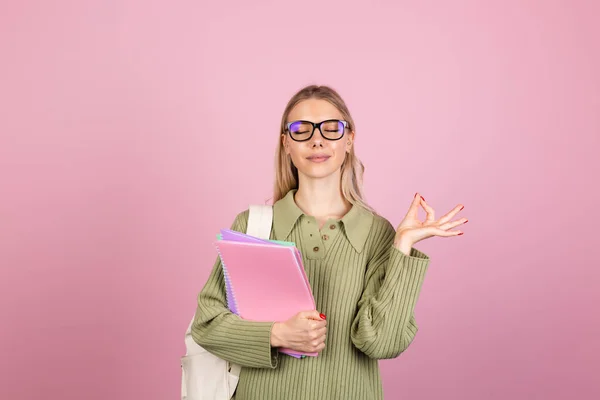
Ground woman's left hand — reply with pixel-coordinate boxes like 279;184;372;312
394;193;468;254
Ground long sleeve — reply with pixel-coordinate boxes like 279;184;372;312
190;210;279;369
350;219;430;359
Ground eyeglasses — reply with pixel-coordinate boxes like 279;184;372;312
285;119;349;142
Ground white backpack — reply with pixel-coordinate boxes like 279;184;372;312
181;205;274;400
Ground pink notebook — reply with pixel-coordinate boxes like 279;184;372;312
214;240;318;358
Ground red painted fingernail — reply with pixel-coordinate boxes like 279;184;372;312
460;205;464;211
458;232;464;235
465;219;468;223
420;195;425;202
320;313;326;320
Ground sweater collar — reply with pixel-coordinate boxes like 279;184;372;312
273;189;374;253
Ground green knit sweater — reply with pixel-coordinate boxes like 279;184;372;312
191;189;430;399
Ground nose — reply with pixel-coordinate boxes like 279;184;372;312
310;127;325;147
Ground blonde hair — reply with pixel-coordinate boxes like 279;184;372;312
273;84;375;214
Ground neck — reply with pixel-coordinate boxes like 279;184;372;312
294;170;351;219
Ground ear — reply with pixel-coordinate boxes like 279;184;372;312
281;134;290;155
346;131;355;152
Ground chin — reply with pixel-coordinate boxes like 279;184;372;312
296;163;342;180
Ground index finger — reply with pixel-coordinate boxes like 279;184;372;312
406;193;423;217
310;319;327;330
298;310;323;320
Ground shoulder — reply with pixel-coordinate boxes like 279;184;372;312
230;209;250;232
369;212;395;235
348;203;394;235
361;212;396;256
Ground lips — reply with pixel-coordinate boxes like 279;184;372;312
307;155;330;162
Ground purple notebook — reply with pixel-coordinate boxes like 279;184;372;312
220;229;272;244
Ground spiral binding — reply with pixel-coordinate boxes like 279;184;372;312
215;243;239;315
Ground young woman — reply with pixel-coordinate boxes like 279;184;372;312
192;85;467;399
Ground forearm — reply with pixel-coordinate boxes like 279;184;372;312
191;307;279;368
351;246;429;358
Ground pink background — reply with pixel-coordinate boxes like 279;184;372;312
1;1;598;399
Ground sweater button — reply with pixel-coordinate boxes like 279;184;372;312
322;234;329;241
330;224;336;230
313;246;319;252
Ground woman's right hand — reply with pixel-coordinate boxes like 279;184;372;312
270;310;327;353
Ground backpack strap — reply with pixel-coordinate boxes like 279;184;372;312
246;204;273;240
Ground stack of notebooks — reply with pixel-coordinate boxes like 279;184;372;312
214;229;317;358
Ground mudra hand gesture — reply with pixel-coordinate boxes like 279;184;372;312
394;193;468;254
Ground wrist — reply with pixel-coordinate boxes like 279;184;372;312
270;322;286;348
393;233;414;256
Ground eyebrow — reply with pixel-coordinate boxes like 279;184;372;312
289;117;342;122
